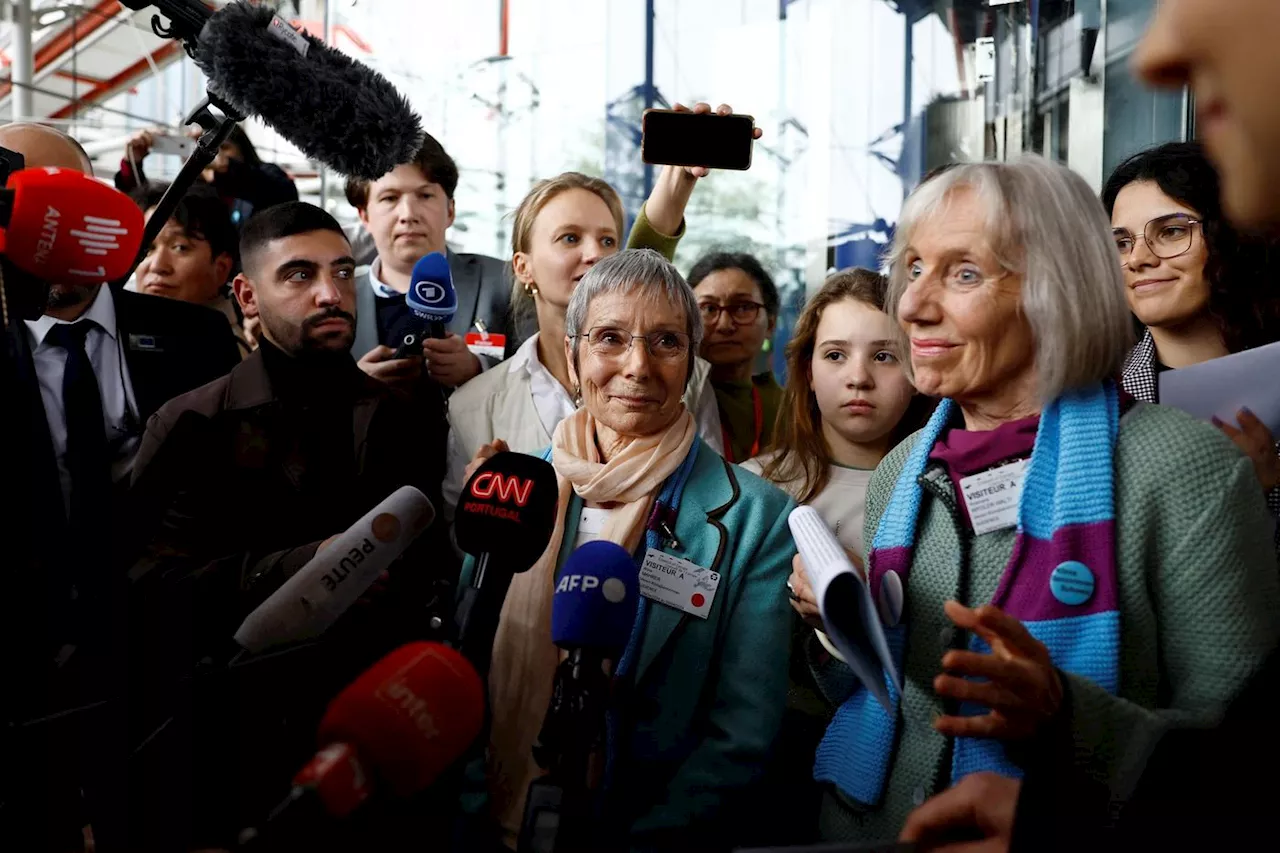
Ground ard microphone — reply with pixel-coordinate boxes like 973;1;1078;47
393;252;458;358
234;486;435;653
453;451;559;675
240;642;484;849
0;167;144;286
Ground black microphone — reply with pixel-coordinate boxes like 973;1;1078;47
452;452;559;677
120;0;422;180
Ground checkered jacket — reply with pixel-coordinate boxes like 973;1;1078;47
1123;329;1280;549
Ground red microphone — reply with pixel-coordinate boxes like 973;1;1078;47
0;167;144;284
240;642;486;848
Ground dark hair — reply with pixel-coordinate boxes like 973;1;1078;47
238;201;348;275
227;125;263;170
687;251;779;318
762;268;933;503
343;131;460;209
1102;141;1280;353
134;182;238;265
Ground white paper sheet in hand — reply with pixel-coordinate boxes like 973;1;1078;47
1158;340;1280;435
788;506;901;712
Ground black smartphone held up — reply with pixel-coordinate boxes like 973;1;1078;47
641;109;755;171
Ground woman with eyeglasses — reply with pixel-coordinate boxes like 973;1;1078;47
688;252;784;462
1104;141;1280;537
458;249;796;851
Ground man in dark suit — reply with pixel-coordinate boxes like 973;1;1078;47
344;132;512;393
126;202;456;851
0;121;241;852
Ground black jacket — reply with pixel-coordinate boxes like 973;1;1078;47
2;286;242;851
125;344;457;850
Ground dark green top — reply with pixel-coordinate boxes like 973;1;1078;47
713;372;783;463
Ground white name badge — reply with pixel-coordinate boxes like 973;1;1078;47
959;458;1029;536
639;548;720;619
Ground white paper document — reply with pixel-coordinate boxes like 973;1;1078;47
788;506;901;712
1159;340;1280;435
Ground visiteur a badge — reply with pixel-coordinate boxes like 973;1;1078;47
959;458;1029;536
639;548;720;619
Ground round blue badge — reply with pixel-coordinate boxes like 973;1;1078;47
1049;561;1095;606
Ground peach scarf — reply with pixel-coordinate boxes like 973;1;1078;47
485;406;697;843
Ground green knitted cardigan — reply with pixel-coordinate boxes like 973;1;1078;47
815;401;1280;842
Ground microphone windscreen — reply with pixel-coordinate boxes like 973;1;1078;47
455;451;558;570
317;642;484;797
551;541;640;653
406;252;457;324
234;486;435;653
193;2;423;179
2;168;144;284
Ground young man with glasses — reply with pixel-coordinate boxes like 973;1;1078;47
687;252;781;462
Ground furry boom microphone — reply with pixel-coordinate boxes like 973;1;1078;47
121;0;423;179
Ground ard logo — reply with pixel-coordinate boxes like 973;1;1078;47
469;472;534;506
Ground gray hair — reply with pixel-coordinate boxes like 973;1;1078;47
886;155;1133;403
565;248;704;378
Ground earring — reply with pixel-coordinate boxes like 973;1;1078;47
762;337;772;353
524;281;539;297
573;386;583;407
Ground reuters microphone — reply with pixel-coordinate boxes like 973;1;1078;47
0;167;144;285
239;642;485;849
453;451;558;675
234;486;435;653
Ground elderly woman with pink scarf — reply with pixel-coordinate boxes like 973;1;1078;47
459;248;797;852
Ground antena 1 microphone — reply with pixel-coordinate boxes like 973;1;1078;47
453;451;559;675
234;486;435;654
0;167;144;286
393;252;458;358
521;541;640;853
239;642;484;849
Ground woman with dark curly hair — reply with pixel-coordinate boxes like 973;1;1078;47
1103;141;1280;525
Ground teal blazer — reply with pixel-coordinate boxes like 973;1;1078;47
459;438;798;848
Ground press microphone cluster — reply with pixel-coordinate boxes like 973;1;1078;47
240;641;485;850
394;252;459;359
234;486;435;654
453;451;559;675
521;541;641;853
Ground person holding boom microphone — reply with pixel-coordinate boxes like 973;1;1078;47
125;202;458;852
459;248;797;852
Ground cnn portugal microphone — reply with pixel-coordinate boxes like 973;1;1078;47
394;252;458;359
234;486;435;653
453;451;559;675
521;541;641;853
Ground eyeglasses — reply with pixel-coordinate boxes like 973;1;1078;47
698;300;765;324
1113;214;1203;261
574;326;691;361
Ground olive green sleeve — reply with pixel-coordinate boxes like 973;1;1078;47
626;201;685;261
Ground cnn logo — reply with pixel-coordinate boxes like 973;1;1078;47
469;472;533;506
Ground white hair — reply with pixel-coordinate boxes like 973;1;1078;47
886;155;1133;402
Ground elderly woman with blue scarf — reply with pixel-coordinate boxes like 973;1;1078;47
788;157;1280;843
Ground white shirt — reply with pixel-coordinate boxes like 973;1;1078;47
574;505;615;549
366;257;401;299
509;334;579;440
25;285;141;513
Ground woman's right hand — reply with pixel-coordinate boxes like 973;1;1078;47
125;128;156;163
789;555;824;632
464;439;509;485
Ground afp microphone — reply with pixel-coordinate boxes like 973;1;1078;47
121;0;422;179
521;541;640;853
393;252;458;358
234;486;435;653
0;167;144;286
453;451;559;675
240;642;485;849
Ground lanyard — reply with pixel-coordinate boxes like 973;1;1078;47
722;385;763;463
